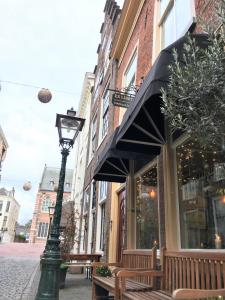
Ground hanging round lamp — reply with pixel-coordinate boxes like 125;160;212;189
23;181;32;191
38;88;52;103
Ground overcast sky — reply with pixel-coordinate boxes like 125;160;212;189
0;0;124;224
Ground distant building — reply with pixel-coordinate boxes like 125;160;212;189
0;187;20;243
0;126;8;182
29;165;73;244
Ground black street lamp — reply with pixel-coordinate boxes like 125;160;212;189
36;108;85;300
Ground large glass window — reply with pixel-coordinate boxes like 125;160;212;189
159;0;195;48
41;197;51;212
91;116;97;155
37;222;49;238
0;200;3;211
136;165;159;249
6;201;10;212
177;139;225;249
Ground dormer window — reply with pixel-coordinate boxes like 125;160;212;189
49;178;54;186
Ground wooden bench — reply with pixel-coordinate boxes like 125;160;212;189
92;247;166;299
93;248;225;300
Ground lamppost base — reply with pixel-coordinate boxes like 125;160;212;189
35;256;62;300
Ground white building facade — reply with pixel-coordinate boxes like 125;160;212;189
71;72;94;253
0;188;20;243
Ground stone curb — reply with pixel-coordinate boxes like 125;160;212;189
20;261;41;300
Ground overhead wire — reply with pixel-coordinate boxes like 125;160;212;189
0;79;80;96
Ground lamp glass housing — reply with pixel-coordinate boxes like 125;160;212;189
48;205;55;217
55;109;85;146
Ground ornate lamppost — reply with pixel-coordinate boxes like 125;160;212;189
36;108;85;300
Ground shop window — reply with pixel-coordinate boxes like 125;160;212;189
135;165;159;249
37;222;49;238
177;139;225;249
41;197;51;212
159;0;195;49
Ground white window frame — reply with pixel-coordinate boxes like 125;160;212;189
89;114;98;161
123;49;138;90
158;0;196;49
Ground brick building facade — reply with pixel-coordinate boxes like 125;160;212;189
29;165;73;244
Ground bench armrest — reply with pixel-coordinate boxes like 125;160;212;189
172;288;225;299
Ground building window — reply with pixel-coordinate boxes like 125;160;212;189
92;181;97;209
5;201;10;212
91;115;97;156
83;188;90;214
100;203;106;251
159;0;195;48
124;50;137;90
135;165;159;249
37;222;49;238
99;181;108;202
3;216;7;227
0;200;3;211
41;197;51;212
91;212;96;253
102;87;110;138
177;139;225;249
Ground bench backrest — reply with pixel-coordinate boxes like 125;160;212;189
121;248;157;286
162;249;225;294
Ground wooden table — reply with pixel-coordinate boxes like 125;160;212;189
62;253;102;279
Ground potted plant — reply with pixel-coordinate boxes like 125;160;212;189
59;202;80;289
96;265;112;277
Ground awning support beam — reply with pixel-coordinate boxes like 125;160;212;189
106;160;128;175
132;122;163;144
97;172;127;178
142;105;165;143
119;158;129;173
120;138;162;147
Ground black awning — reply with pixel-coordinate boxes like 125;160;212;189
93;127;152;183
116;34;209;154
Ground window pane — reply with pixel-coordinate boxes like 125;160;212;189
124;52;137;89
136;165;159;249
177;139;225;249
162;7;175;48
175;0;193;39
160;0;170;17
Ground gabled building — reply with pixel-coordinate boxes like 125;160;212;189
29;165;73;244
0;187;20;243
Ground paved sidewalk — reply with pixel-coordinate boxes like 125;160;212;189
59;273;92;300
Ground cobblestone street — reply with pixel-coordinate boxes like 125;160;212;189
0;243;92;300
0;243;44;300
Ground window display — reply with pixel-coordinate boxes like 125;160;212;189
135;165;159;249
177;139;225;249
